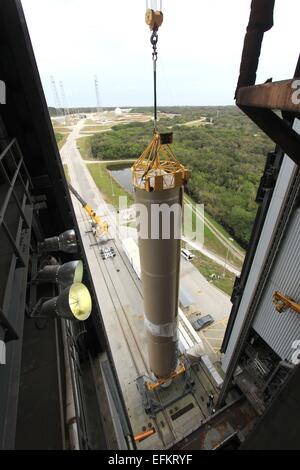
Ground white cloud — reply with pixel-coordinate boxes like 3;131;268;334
21;0;300;107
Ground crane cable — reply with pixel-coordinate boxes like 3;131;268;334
143;2;163;179
151;26;159;131
140;28;159;183
145;1;163;131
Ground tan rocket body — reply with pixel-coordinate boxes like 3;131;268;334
135;186;183;378
132;132;188;379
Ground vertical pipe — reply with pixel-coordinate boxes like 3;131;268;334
62;321;80;450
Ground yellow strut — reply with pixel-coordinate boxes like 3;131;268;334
146;362;186;391
273;291;300;315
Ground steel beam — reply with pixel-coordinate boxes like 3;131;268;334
235;0;275;92
0;206;32;449
236;80;300;114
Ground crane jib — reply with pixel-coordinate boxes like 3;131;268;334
68;183;87;207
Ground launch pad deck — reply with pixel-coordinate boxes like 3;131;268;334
76;206;220;449
136;362;195;418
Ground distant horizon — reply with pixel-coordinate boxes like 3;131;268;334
22;0;299;109
49;104;237;110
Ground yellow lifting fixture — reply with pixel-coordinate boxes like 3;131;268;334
132;132;188;192
145;361;186;391
273;291;300;315
132;2;188;193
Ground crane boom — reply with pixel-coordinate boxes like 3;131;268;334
68;183;109;236
68;183;86;206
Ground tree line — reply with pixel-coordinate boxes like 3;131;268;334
88;107;272;247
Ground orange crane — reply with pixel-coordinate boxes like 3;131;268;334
68;183;108;237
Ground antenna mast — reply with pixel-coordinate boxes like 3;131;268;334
94;75;102;118
50;75;62;116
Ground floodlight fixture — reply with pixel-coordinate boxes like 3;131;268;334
38;229;77;254
36;260;83;288
39;283;92;321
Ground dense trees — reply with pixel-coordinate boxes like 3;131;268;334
88;107;272;247
90;121;152;160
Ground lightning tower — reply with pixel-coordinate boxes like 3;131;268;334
50;75;62;116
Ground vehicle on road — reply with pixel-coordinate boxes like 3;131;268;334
100;246;116;260
192;314;214;331
181;248;195;261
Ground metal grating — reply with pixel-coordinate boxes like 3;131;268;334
0;138;33;341
253;207;300;361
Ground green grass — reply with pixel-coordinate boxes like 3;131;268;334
81;125;112;133
204;209;245;255
77;136;92;159
53;127;71;133
204;225;242;269
183;119;212;127
84;119;98;125
58;134;68;150
184;193;244;252
184;196;243;270
55;132;69;150
87;163;134;208
191;251;235;296
63;164;70;183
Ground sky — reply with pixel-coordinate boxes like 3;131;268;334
21;0;299;108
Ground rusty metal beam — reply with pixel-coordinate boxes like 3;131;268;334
235;0;275;93
236;79;300;114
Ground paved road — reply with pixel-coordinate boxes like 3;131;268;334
183;236;241;277
180;257;232;322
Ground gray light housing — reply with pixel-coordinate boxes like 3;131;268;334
38;229;77;254
36;260;83;288
40;283;92;321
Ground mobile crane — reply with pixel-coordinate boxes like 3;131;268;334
68;183;109;237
